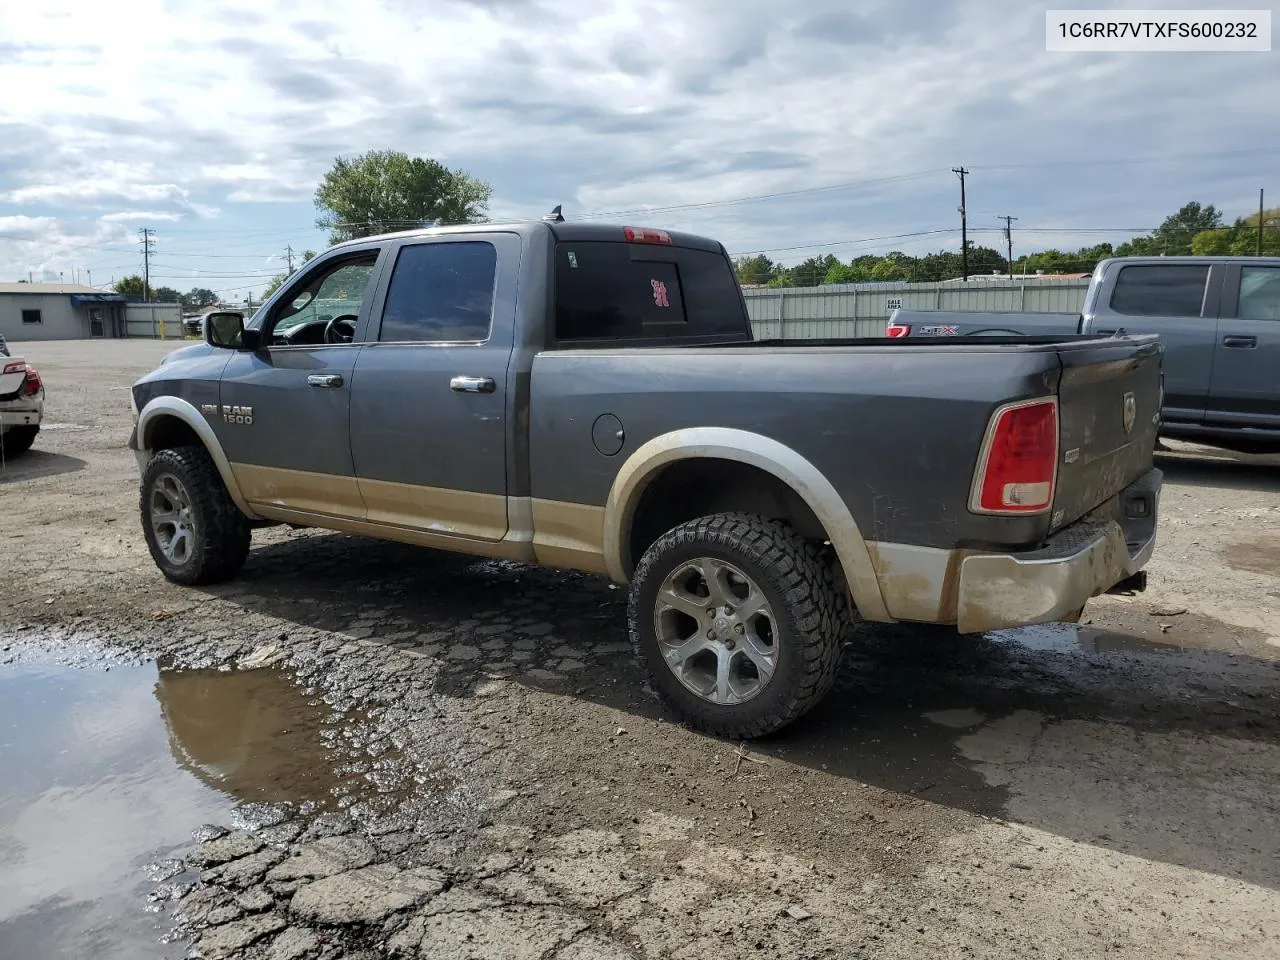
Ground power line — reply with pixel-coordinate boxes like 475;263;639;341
952;167;969;280
138;228;155;302
998;215;1018;280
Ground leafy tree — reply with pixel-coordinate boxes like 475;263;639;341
182;287;219;307
114;274;154;300
869;256;911;282
263;249;318;299
1116;201;1223;257
733;254;778;285
1192;208;1280;256
152;286;182;303
315;150;492;244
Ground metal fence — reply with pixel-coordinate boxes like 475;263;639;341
743;278;1090;339
124;303;184;339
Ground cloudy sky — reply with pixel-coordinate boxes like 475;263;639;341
0;0;1277;299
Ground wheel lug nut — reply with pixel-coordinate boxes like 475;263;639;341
724;639;736;650
706;630;716;640
734;624;744;635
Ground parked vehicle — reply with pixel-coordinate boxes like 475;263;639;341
182;314;204;337
1;355;44;457
889;256;1280;454
128;221;1163;736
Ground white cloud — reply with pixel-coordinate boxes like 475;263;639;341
0;0;1276;287
98;210;184;222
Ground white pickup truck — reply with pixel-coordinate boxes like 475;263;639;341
0;342;44;458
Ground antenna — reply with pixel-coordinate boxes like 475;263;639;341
543;204;565;223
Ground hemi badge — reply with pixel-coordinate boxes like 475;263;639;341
1064;447;1080;464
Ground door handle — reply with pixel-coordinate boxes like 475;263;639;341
307;374;344;388
1222;335;1257;349
450;376;496;394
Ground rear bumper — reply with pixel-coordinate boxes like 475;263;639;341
0;394;42;429
954;469;1161;633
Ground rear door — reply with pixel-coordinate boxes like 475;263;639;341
1093;262;1220;424
1205;263;1280;431
348;233;519;541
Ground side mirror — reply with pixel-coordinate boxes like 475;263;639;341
205;312;260;351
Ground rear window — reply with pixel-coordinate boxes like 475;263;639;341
554;242;747;342
1110;264;1209;318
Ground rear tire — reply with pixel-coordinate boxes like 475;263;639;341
629;513;846;739
0;425;38;457
141;446;251;585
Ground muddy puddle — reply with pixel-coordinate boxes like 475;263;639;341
986;621;1187;655
0;647;394;959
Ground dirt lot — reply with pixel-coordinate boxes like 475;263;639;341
2;339;1279;960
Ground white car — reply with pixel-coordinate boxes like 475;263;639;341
0;353;44;457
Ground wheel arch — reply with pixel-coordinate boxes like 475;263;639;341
136;396;258;519
603;428;891;622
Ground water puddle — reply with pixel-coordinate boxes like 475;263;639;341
0;646;396;959
986;621;1185;655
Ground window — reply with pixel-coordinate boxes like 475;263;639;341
1238;266;1280;321
554;242;748;342
1110;264;1209;318
378;242;497;343
268;255;378;346
21;309;41;324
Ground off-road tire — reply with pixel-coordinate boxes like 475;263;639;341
141;445;251;585
629;513;847;739
0;425;38;457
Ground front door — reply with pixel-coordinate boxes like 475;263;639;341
216;246;387;519
1206;263;1280;430
349;234;519;540
89;308;104;337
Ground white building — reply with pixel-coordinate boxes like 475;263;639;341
0;283;129;341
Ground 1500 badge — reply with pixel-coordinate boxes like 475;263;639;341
200;403;254;425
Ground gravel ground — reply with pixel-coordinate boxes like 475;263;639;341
2;339;1279;960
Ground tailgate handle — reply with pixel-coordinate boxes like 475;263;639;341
1222;335;1257;349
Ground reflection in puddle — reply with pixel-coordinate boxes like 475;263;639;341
986;621;1185;655
0;648;388;959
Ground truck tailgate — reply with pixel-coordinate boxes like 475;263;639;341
1052;336;1162;530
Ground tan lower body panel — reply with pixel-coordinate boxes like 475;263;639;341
865;541;965;623
231;462;365;519
358;477;508;541
530;498;608;575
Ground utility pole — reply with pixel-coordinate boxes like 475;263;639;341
1258;188;1265;256
139;228;155;302
998;215;1018;280
953;167;970;280
285;244;295;273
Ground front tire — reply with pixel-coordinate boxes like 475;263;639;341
141;446;250;585
0;425;38;457
629;514;846;739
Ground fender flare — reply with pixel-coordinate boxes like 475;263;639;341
602;427;891;622
135;396;259;519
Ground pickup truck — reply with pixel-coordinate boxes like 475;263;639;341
889;255;1280;454
128;220;1163;737
1;352;44;458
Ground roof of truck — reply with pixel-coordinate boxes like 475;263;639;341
330;220;725;254
1098;255;1280;266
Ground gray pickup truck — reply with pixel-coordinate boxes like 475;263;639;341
890;255;1280;454
129;221;1163;737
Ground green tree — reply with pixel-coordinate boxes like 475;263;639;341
263;249;317;299
315;150;492;244
733;254;777;285
182;287;219;307
1117;202;1223;257
869;256;911;282
1192;208;1280;256
152;286;181;303
114;274;154;300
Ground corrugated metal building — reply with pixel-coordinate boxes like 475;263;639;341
0;283;128;341
742;277;1090;339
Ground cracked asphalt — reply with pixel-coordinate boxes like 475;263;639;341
2;339;1279;960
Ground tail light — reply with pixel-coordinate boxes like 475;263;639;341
885;320;911;338
969;397;1058;514
20;367;42;397
623;226;672;245
2;360;26;375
